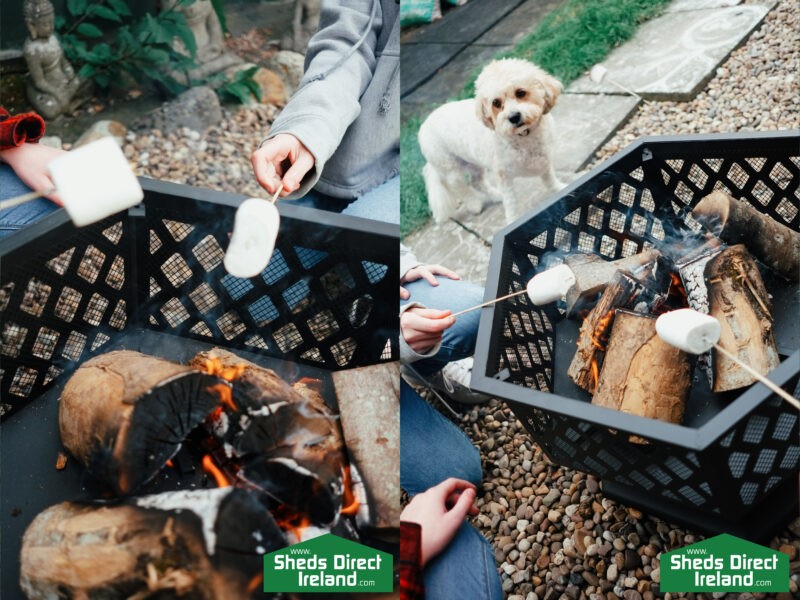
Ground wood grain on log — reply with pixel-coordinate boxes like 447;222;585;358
20;488;284;600
592;310;691;433
705;244;780;392
59;350;222;496
693;190;800;281
332;362;400;530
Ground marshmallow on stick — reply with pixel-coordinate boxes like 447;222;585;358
223;197;280;278
656;309;800;410
47;137;144;226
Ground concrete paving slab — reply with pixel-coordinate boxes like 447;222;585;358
549;93;641;173
473;0;564;47
401;43;464;97
402;44;512;110
402;0;526;46
405;218;492;286
566;2;774;100
667;0;742;12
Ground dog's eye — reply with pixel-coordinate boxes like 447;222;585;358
515;89;527;99
492;98;502;108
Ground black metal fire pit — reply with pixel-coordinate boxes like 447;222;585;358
0;179;398;598
472;131;799;540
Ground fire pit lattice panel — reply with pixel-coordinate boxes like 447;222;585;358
474;132;800;538
0;180;399;421
0;216;131;417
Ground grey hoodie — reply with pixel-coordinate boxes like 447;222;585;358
265;0;400;199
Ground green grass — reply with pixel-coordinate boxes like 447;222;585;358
401;0;672;237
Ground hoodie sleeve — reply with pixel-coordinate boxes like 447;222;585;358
264;1;382;197
0;107;45;151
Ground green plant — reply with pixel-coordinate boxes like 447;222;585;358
214;65;261;104
57;0;198;95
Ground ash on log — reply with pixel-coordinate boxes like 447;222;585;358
59;350;223;496
191;349;347;526
20;488;284;600
332;362;401;530
693;190;800;281
704;244;780;392
592;310;692;433
563;248;661;316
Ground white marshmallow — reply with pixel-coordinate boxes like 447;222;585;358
526;264;576;305
590;64;608;83
656;309;721;354
47;136;143;227
223;198;280;278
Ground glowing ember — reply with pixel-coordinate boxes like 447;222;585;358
202;455;232;488
340;465;360;516
207;382;237;412
247;574;263;594
273;504;312;540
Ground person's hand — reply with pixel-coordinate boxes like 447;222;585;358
400;307;454;354
251;133;315;197
401;478;478;566
0;143;66;204
400;264;460;300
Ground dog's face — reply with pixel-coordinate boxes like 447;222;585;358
475;59;562;138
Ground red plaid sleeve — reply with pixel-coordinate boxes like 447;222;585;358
400;521;425;600
0;107;46;150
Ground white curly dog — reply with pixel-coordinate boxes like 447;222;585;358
419;59;564;224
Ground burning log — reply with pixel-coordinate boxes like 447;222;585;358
592;310;692;432
693;190;800;281
59;350;223;496
564;248;661;315
20;488;284;600
191;349;347;526
704;244;780;392
567;261;671;393
332;362;401;529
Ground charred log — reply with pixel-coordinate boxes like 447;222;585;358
20;488;284;600
592;310;691;433
704;244;780;392
59;350;223;496
693;190;800;281
564;248;661;316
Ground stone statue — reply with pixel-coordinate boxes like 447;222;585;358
22;0;91;119
167;0;243;84
282;0;321;52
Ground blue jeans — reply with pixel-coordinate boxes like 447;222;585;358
400;380;502;600
0;164;59;237
400;276;484;376
290;175;399;224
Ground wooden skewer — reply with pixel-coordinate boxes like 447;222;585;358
268;183;284;204
0;188;54;210
450;289;528;318
713;343;800;410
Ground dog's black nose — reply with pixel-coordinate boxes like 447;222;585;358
508;112;522;125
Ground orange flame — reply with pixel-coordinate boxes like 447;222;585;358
247;574;264;594
340;465;360;516
589;359;600;394
199;357;247;382
208;382;237;412
202;454;232;487
590;310;615;351
273;505;311;540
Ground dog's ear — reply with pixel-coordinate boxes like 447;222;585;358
475;97;494;130
541;74;563;114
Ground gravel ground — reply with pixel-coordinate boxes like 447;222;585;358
123;2;799;599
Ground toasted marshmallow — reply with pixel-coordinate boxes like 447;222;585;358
47;137;143;227
223;198;280;278
526;264;576;305
656;309;721;354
